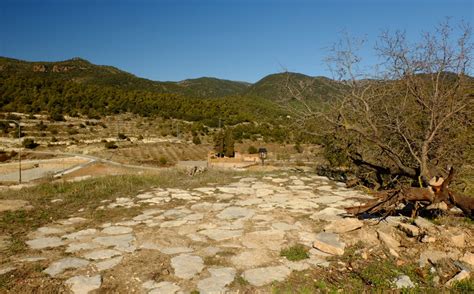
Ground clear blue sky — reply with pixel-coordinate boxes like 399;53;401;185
1;0;472;82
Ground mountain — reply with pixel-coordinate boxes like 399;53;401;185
245;72;344;102
0;57;249;98
178;77;251;98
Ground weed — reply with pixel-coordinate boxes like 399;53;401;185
452;277;474;293
280;244;309;261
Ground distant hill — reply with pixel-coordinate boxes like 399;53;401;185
0;56;348;130
245;72;344;102
0;57;249;98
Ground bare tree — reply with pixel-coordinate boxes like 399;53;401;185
287;21;473;188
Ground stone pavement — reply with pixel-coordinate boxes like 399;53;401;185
20;172;374;293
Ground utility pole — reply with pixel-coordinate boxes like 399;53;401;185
0;119;21;183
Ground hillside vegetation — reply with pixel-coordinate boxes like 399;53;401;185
0;57;341;128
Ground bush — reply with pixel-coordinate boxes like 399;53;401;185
248;146;258;154
158;156;168;166
294;142;303;153
137;135;144;140
49;111;65;122
117;133;127;140
192;135;201;145
22;138;39;149
104;141;118;149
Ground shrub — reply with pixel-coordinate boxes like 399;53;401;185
104;141;118;149
192;135;201;145
49;111;65;122
248;146;258;154
22;138;39;149
117;133;127;140
294;142;303;153
158;156;168;166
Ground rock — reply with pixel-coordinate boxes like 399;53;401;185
160;247;194;255
255;189;274;197
36;227;65;235
272;222;298;231
26;237;65;249
448;232;465;248
197;267;236;294
242;265;292;286
199;228;243;241
171;254;204;279
63;229;98;240
394;275;415;288
310;207;346;221
376;230;400;248
445;270;470;287
217;206;255;220
316;186;333;192
18;256;47;262
426;202;448;211
421;235;436;243
313;195;345;204
312;232;345;255
460;252;474;268
231;250;273;269
95;256;123;271
414;217;436;231
160;220;188;228
83;249;122;260
148;281;181;294
59;217;87;225
419;250;456;267
43;257;90;277
101;226;133;235
284;260;311;271
65;275;101;294
324;218;363;233
241;230;286;251
93;234;135;252
397;223;420;237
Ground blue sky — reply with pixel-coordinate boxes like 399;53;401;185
1;0;472;82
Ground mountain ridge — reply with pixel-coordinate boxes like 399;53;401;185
0;56;343;100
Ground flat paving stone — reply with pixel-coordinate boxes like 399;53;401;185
310;207;346;221
26;237;65;249
93;234;135;252
148;281;181;294
170;254;204;279
217;206;255;220
43;257;90;277
313;232;345;255
241;230;286;251
242;265;292;286
66;242;102;253
63;229;98;240
197;267;236;294
95;256;123;271
324;218;363;233
36;226;65;235
231;250;273;269
83;249;122;260
199;228;243;241
101;226;133;235
65;275;101;294
160;247;194;255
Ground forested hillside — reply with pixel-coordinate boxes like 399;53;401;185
0;57;340;128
